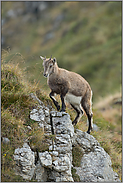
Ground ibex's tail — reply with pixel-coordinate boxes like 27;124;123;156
81;89;93;134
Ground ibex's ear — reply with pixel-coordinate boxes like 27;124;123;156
53;57;56;63
40;56;44;60
40;56;46;61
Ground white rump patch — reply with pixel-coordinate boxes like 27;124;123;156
65;93;82;105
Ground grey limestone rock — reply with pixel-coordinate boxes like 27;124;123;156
2;137;10;144
39;151;52;169
48;111;74;182
35;161;47;182
73;129;120;182
30;106;45;122
13;95;120;182
73;129;100;152
13;143;36;180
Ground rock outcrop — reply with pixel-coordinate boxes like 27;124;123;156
14;143;36;180
73;129;120;182
13;94;120;182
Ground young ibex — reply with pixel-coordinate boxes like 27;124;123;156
40;55;93;134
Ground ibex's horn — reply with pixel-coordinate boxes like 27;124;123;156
45;56;46;59
49;55;52;60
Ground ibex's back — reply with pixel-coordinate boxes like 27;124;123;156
40;55;93;134
57;68;91;96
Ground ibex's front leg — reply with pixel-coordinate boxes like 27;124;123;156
49;91;60;111
60;87;68;112
60;94;66;112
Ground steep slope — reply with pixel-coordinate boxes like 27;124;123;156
1;52;122;181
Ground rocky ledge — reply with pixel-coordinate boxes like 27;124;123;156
13;93;120;182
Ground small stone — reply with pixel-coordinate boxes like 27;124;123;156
38;123;44;128
30;107;45;122
93;124;99;131
44;108;49;116
50;151;58;157
27;126;32;130
39;152;52;169
2;137;10;144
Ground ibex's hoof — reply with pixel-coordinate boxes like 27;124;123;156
72;121;77;126
86;130;90;134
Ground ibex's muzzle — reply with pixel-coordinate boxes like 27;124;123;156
43;73;48;78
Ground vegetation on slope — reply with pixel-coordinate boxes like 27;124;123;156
1;51;52;182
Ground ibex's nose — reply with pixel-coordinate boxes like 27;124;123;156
43;73;47;78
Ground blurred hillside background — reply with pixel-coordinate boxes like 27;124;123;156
1;1;122;102
1;1;122;181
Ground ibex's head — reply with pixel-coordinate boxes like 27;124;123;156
40;55;56;78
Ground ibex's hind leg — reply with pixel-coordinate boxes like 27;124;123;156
86;113;93;134
70;103;84;125
82;91;93;134
49;91;60;111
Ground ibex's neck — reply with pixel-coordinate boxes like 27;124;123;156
48;63;59;84
52;62;59;75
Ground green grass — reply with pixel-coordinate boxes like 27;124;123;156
71;168;80;182
72;145;84;167
1;109;26;182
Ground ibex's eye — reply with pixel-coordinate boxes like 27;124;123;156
50;64;53;68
